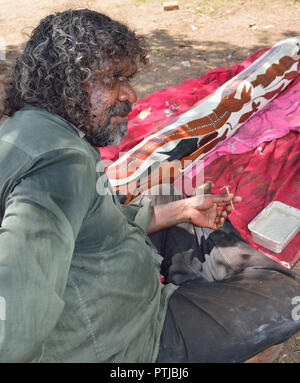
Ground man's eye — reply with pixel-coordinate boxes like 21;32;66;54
102;74;133;88
103;75;117;88
118;76;130;83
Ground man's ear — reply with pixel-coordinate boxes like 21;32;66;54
82;81;90;92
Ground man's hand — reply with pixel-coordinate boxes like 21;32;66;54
183;193;242;230
147;191;242;234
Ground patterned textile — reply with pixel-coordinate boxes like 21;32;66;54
99;38;300;267
105;37;300;203
99;49;269;163
184;75;300;171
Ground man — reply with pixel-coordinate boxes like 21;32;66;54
0;9;299;363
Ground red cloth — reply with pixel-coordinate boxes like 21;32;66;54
99;47;300;268
198;131;300;268
99;48;269;164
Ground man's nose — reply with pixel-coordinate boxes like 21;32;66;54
118;82;137;104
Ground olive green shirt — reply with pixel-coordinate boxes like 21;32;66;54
0;105;177;362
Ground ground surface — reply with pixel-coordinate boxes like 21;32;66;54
0;0;299;363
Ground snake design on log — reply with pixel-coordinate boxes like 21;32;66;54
105;37;300;203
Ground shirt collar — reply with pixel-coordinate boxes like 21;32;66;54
22;104;86;139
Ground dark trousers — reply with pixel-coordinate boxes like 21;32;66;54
146;186;300;362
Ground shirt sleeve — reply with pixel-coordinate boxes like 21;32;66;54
0;149;94;362
120;196;154;232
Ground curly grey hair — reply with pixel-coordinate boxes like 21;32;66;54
2;9;148;131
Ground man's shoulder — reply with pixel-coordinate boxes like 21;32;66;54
0;105;94;161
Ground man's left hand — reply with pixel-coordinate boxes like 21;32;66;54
183;193;242;231
147;192;242;234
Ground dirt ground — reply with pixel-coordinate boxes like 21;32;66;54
0;0;300;363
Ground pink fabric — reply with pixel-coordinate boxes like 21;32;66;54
185;75;300;179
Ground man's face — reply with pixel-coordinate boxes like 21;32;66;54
84;56;138;147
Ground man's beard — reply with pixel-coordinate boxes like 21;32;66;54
86;101;132;147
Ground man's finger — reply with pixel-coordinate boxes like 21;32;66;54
222;210;228;217
214;194;242;205
216;216;225;229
